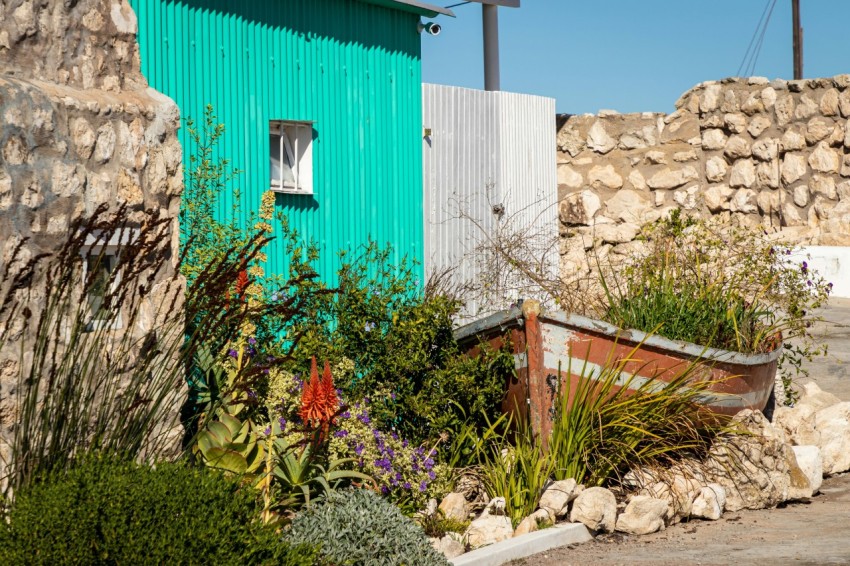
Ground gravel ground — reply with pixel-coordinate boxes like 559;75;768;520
511;297;850;566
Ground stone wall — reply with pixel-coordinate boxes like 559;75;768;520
557;76;850;274
0;1;183;461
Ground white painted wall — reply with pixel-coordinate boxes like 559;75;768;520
422;83;557;319
790;246;850;299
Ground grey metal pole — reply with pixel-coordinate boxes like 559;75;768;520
483;4;500;91
792;0;803;79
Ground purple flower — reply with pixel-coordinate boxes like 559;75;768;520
402;439;408;448
390;392;397;401
248;337;257;346
355;444;364;456
381;486;390;495
334;430;349;438
263;368;270;374
419;481;428;492
358;413;371;425
278;417;287;430
395;471;403;481
248;390;257;398
228;349;238;358
801;261;808;274
807;280;813;287
341;410;351;419
403;482;412;490
428;470;436;480
424;457;434;471
391;432;398;440
263;426;271;436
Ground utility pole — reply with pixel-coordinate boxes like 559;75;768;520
482;4;500;91
792;0;803;79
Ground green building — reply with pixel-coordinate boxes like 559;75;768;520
131;0;452;283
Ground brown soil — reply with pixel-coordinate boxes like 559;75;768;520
511;298;850;566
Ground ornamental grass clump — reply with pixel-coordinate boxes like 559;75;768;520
546;343;724;487
600;211;832;402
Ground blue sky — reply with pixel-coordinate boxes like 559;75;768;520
421;1;850;114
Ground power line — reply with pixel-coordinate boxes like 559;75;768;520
736;0;778;77
445;1;472;8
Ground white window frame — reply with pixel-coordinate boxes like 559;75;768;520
79;228;138;331
270;120;314;195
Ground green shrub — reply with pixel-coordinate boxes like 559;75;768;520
285;488;449;566
0;457;318;566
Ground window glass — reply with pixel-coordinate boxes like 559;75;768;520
86;254;115;322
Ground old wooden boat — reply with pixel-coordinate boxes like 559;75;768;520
454;300;782;441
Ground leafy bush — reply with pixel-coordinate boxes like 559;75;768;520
285;488;449;566
0;457;318;565
292;243;512;445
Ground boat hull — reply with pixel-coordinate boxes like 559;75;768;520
455;301;781;442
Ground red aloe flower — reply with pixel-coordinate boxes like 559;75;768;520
235;268;250;299
300;357;341;446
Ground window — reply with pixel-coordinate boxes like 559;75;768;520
270;121;313;194
80;228;138;331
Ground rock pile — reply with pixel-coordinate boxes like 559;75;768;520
429;382;844;559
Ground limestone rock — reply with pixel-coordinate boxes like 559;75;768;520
813;402;850;475
775;95;795;126
70;117;96;159
673;149;698;162
569;487;617;533
757;189;781;214
781;153;808;184
93;123;116;163
731;189;758;213
690;484;726;521
606;190;652;223
594;223;640;245
821;88;840;116
700;84;722;113
514;508;552;537
702;128;727;150
588;164;624;190
724;136;752;159
439;492;469;522
782;128;807;151
742;92;765;115
464;512;513;549
560;190;601;226
432;535;465;559
748;115;772;138
793;184;810;207
791;445;824;496
628;169;647;191
704;410;791;512
761;86;777;108
840;90;850;118
809;142;841;173
557;165;583;189
757;160;780;189
799;382;842;411
782;202;805;226
806;117;834;145
557;124;585;157
795;94;819;120
673;185;700;210
615;496;668;535
724;113;747;133
752;138;778;161
705;156;728;182
661;116;699;144
647;166;698;190
538;479;581;518
587;121;616;154
704;184;734;212
645;150;667;165
729;160;756;188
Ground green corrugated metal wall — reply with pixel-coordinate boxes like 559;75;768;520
131;0;424;285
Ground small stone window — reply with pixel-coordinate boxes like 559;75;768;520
80;228;138;331
270;120;313;194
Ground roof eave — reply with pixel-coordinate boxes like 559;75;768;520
358;0;455;18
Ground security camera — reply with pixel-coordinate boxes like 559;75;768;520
418;21;441;36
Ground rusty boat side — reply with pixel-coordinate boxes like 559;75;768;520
454;302;782;441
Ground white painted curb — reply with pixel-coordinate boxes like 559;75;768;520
449;523;593;566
